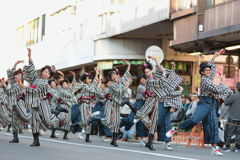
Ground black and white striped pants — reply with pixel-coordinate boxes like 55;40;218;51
31;100;57;133
78;103;92;134
0;104;11;126
60;104;71;131
135;97;159;134
101;101;121;133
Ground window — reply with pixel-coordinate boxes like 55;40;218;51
111;0;115;5
79;24;82;40
176;0;198;11
41;14;46;41
118;0;124;4
27;18;39;46
15;26;24;49
204;0;233;8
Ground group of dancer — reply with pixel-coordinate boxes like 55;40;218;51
0;48;233;156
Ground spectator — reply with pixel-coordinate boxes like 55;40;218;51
185;94;198;119
219;103;229;130
181;95;189;111
120;88;132;117
223;83;240;152
118;125;135;142
170;107;178;121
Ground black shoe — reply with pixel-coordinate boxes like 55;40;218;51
121;98;137;114
145;134;155;151
56;105;68;113
88;116;101;124
9;131;19;143
110;133;118;147
7;125;11;132
63;130;69;140
85;134;92;143
19;129;23;134
70;123;80;134
50;128;58;138
30;132;40;147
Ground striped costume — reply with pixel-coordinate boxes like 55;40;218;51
57;79;82;131
23;61;57;133
135;66;182;135
49;87;65;129
0;88;12;126
101;70;131;133
5;68;32;133
77;78;100;134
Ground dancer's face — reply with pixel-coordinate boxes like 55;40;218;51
106;81;112;87
14;73;22;82
139;78;146;85
201;67;211;77
111;73;118;82
41;69;51;79
50;81;57;89
84;77;92;85
100;83;105;90
144;68;152;78
62;82;69;89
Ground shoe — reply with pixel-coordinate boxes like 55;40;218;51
133;119;139;124
70;123;80;134
165;143;173;151
9;131;19;143
110;133;118;147
19;129;23;134
85;134;92;143
63;130;69;140
30;132;40;147
222;148;231;152
121;98;137;114
55;105;69;113
82;128;86;134
102;137;111;142
78;133;84;139
50;128;58;138
7;125;11;132
166;128;177;138
91;111;100;117
211;147;223;156
88;116;101;124
140;139;146;146
234;148;239;153
145;134;155;151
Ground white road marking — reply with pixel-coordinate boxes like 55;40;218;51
0;132;199;160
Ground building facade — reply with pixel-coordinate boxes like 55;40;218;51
13;0;204;95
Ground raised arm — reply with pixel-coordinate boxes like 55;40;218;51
23;48;39;83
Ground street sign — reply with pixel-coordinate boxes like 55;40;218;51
145;45;164;65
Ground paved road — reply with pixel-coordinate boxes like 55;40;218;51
0;129;239;160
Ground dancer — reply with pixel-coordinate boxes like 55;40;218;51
18;48;68;146
166;50;232;156
0;80;12;132
3;61;32;143
71;68;101;143
56;71;82;140
99;60;134;147
48;79;66;139
156;62;183;151
130;57;180;151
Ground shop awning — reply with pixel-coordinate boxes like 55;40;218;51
162;61;187;71
97;60;145;70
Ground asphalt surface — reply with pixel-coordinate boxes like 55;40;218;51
0;129;239;160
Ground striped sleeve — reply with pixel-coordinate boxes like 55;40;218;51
25;82;48;97
120;70;132;87
7;68;16;86
23;61;39;83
